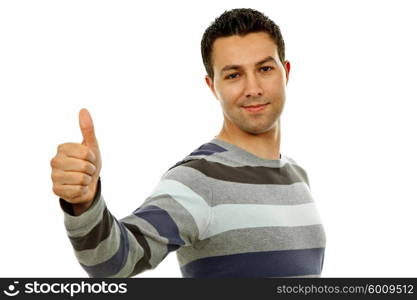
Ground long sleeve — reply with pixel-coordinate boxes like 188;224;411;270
59;167;212;278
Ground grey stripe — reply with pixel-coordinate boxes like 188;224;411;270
140;194;202;245
109;229;145;278
164;165;312;206
74;220;120;266
65;194;106;237
208;137;288;168
143;178;211;241
159;165;321;240
120;213;170;270
178;153;288;168
209;179;313;206
177;225;326;267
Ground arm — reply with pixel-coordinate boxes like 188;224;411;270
59;172;211;278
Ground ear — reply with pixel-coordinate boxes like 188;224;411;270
205;75;219;99
283;60;291;85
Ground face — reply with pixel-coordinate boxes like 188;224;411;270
205;32;290;135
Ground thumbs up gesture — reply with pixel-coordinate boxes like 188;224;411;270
51;109;102;214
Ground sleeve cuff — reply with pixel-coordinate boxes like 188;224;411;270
59;177;106;235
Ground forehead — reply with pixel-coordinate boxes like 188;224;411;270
211;32;278;70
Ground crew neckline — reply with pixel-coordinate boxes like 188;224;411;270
210;136;286;168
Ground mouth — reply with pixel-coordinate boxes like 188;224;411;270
242;103;269;113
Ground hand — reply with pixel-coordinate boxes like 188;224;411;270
50;108;102;210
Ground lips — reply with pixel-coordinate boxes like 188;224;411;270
242;103;269;113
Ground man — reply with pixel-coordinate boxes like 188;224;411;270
50;8;326;278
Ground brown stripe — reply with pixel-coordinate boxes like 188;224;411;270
181;159;309;185
69;207;114;251
121;222;153;277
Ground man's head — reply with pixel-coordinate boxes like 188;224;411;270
201;8;290;136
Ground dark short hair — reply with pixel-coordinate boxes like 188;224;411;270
201;8;286;79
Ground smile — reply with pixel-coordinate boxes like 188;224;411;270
242;103;269;113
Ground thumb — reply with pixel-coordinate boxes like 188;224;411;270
79;108;99;148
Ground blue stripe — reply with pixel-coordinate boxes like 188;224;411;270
180;248;325;278
189;150;220;156
168;143;228;171
134;205;185;247
81;220;130;277
189;142;227;156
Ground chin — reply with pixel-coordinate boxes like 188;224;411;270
240;121;278;135
240;125;271;135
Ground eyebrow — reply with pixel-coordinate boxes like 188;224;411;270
220;56;277;74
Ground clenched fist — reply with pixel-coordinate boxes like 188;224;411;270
50;108;102;215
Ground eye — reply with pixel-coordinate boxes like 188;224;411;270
260;66;274;72
225;73;239;80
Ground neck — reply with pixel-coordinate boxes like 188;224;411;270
215;119;281;160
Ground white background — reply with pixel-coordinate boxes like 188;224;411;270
0;0;416;277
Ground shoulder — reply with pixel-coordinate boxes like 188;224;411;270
162;159;209;183
163;139;229;177
284;155;311;187
165;141;228;172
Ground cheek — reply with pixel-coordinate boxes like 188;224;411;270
217;83;243;107
272;74;286;91
265;78;285;99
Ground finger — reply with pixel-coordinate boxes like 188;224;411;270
57;143;96;164
52;170;93;186
51;156;96;176
79;108;99;148
53;183;88;202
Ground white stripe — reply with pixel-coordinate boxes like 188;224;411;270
149;179;323;240
149;179;210;239
206;202;323;238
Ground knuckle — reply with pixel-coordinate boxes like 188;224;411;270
76;185;87;196
78;173;90;185
85;174;93;185
89;150;96;162
80;162;87;173
91;165;97;175
76;146;88;160
87;166;95;175
83;149;91;160
52;184;60;196
50;157;62;169
69;188;80;198
57;143;66;153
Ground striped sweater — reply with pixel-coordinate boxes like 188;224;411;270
59;137;326;278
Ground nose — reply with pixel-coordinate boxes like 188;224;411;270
244;73;263;98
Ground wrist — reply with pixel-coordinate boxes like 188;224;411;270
72;200;93;216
